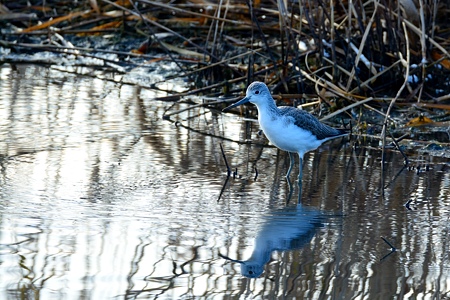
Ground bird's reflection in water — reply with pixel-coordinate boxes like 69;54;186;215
220;203;325;278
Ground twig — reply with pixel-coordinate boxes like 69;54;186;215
220;143;231;177
319;97;373;121
380;237;397;261
404;199;413;210
381;237;396;250
162;97;237;119
383;165;408;189
217;143;232;202
388;130;409;165
217;176;230;202
381;21;410;186
218;252;243;263
102;0;217;61
348;60;402;95
139;0;250;26
345;0;379;92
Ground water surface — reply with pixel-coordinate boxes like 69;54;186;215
0;64;449;299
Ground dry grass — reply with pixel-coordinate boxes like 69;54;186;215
1;0;450;143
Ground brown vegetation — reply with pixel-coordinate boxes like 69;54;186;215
1;0;450;144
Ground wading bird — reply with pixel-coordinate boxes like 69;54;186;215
223;82;348;195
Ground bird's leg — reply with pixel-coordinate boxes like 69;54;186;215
298;156;303;183
286;184;294;204
297;155;303;197
285;152;295;199
286;152;295;181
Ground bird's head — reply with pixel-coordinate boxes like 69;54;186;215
223;82;271;111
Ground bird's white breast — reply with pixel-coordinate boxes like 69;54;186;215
258;110;323;155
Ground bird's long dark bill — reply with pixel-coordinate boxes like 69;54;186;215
222;96;250;112
218;252;245;264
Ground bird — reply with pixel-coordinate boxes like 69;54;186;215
219;204;323;278
223;81;349;193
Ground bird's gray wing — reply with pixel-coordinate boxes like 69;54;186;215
279;106;346;140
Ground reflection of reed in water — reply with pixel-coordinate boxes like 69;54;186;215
220;204;324;278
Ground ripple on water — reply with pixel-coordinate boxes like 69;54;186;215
1;64;450;299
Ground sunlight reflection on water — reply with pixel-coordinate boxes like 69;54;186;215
0;64;449;299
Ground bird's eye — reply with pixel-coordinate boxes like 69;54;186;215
255;90;260;94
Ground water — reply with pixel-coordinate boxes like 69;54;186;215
0;64;449;299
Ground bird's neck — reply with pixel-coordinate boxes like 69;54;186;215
255;99;279;121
